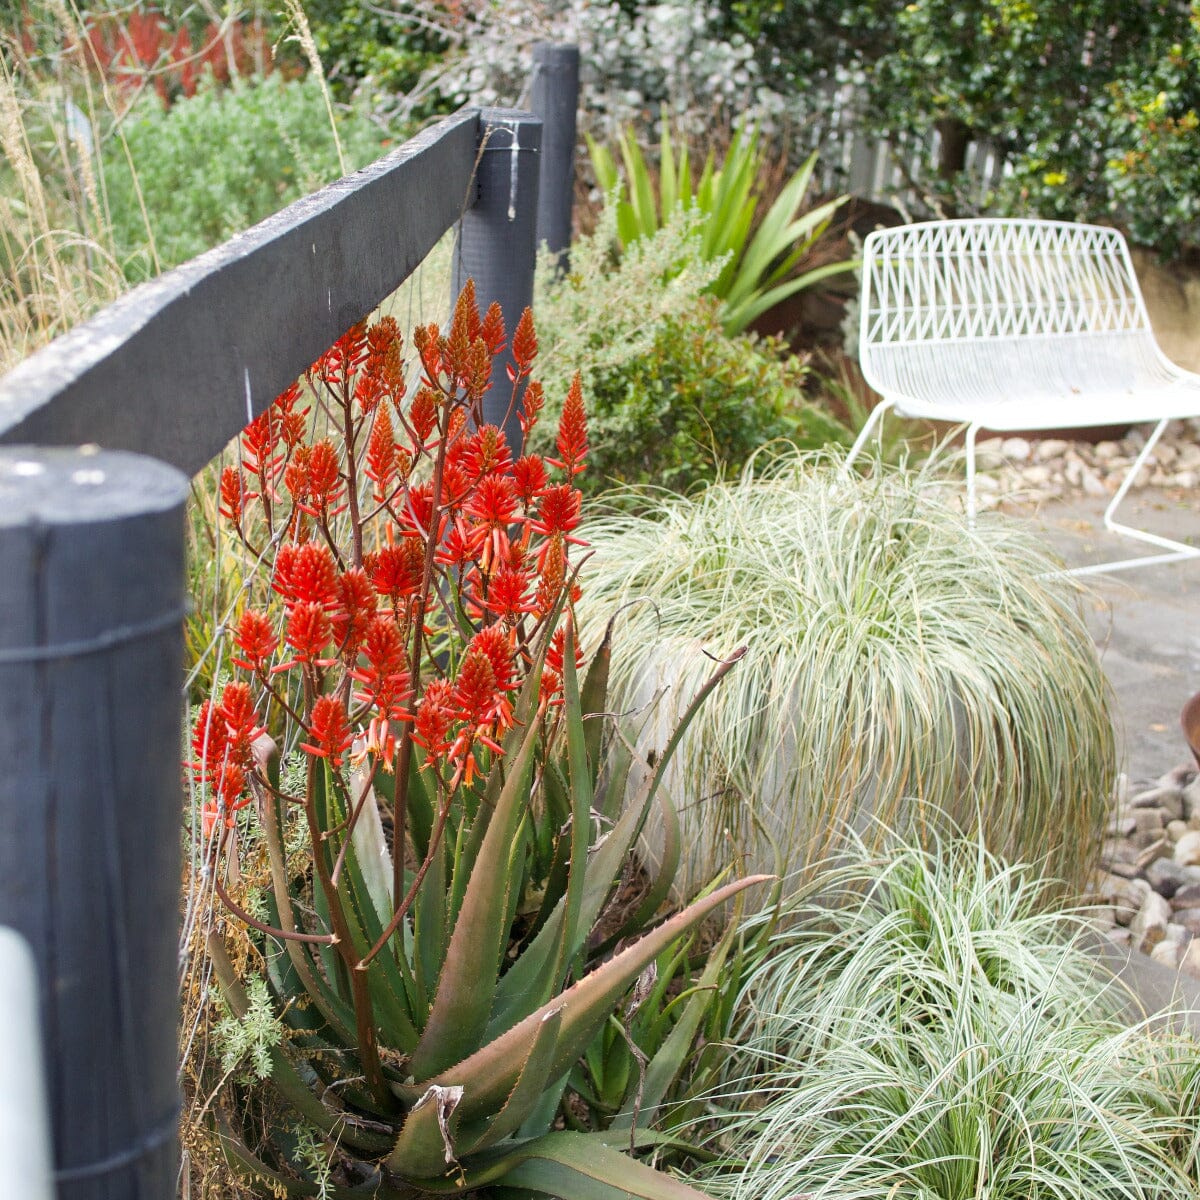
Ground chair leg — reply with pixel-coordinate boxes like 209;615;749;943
965;422;981;529
1067;418;1200;577
842;398;896;475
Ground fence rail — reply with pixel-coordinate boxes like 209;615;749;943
0;107;480;475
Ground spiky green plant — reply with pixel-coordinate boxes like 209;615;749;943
587;124;853;334
573;448;1116;898
689;832;1200;1200
194;287;766;1198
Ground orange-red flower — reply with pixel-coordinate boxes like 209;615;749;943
366;538;425;605
548;373;588;477
273;542;340;609
219;466;248;524
301;696;354;767
519;380;545;439
412;679;454;758
512;455;548;506
511;307;538;372
478;563;533;625
276;601;334;671
349;614;412;721
333;568;376;656
231;609;276;673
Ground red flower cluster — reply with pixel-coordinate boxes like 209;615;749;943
190;682;264;835
195;281;589;828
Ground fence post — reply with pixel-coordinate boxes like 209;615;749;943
0;447;188;1200
454;107;543;450
530;43;580;268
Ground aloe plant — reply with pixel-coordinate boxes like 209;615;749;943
587;124;853;334
192;286;762;1196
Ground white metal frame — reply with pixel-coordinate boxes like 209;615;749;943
846;218;1200;575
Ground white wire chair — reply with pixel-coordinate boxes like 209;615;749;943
847;218;1200;575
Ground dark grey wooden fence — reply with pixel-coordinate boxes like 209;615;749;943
0;49;578;1198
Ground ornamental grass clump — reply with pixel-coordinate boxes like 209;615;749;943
574;449;1115;897
190;283;763;1198
690;833;1200;1199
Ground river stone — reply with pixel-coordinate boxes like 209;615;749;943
1132;784;1184;820
1173;907;1200;936
1181;940;1200;978
1097;873;1150;924
1131;891;1172;950
1173;881;1200;908
1183;778;1200;821
1174;830;1200;867
1145;857;1192;898
1001;437;1032;461
1150;928;1187;967
1168;819;1191;844
1134;807;1165;835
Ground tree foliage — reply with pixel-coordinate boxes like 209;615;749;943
723;0;1200;253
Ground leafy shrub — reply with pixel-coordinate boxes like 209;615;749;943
692;833;1200;1199
532;204;846;495
415;0;804;142
103;73;384;278
574;449;1116;898
284;0;451;119
576;300;842;494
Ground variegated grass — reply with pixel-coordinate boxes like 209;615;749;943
688;832;1200;1200
574;446;1116;897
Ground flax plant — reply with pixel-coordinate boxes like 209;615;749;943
690;832;1200;1200
574;448;1116;897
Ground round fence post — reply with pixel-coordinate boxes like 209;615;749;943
0;447;188;1200
530;43;580;269
454;107;543;452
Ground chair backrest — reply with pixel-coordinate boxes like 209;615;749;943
859;219;1152;352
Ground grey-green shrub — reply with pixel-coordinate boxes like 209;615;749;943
574;449;1116;897
533;206;847;494
691;833;1200;1200
103;74;383;279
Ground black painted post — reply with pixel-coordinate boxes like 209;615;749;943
0;447;188;1200
530;43;580;268
454;107;542;451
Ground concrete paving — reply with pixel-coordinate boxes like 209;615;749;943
1018;487;1200;1026
1023;488;1200;786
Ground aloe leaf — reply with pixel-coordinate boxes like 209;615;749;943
482;1130;718;1200
551;620;593;989
607;783;682;947
677;140;693;210
659;125;677;218
611;910;738;1131
490;649;744;1032
580;619;613;789
401;875;770;1123
728;158;822;307
208;934;394;1156
406;716;542;1080
413;823;447;1012
616;200;639;248
347;761;394;923
721;258;858;335
455;1006;564;1157
586;133;619;196
615;128;658;240
257;779;357;1044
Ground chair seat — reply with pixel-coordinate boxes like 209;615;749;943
891;378;1200;431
